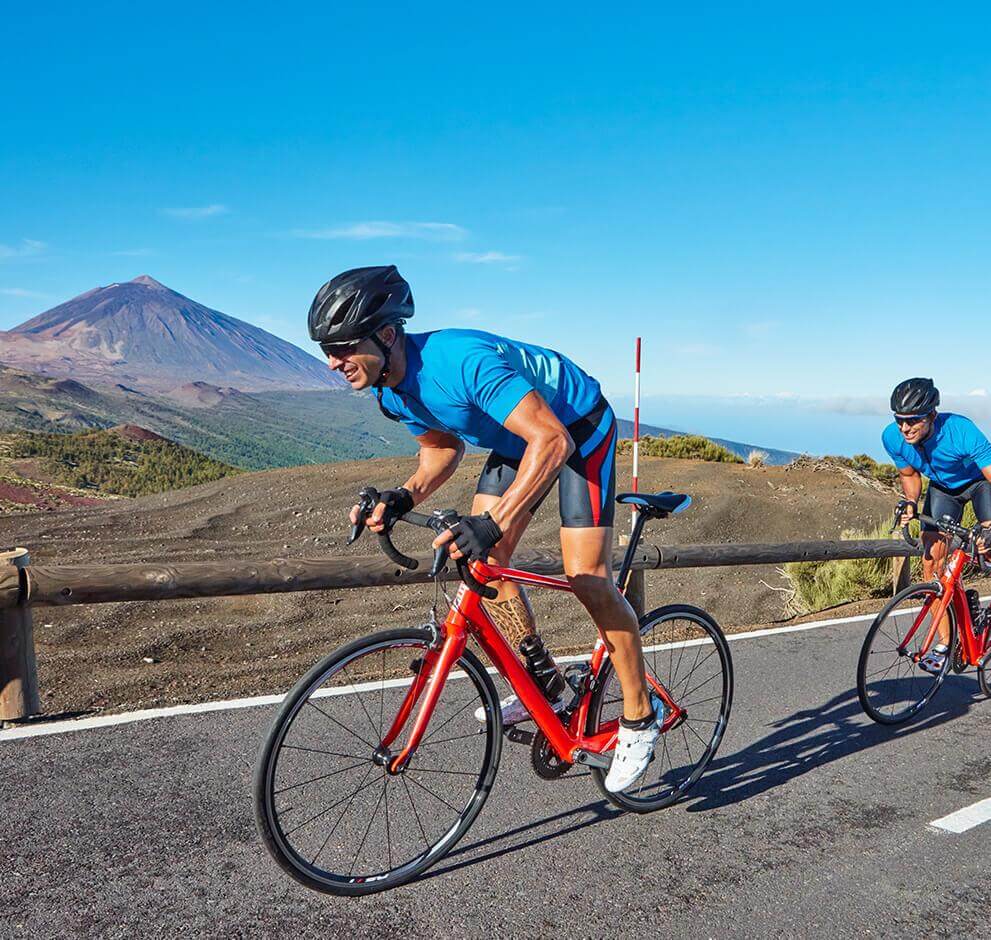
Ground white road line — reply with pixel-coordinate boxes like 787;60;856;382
929;798;991;834
4;597;984;744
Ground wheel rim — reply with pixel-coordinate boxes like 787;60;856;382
593;610;731;807
859;588;951;723
261;636;496;890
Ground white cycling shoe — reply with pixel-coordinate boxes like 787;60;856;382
603;695;669;793
474;694;565;726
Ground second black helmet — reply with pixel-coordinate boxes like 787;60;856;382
890;377;939;416
308;265;414;346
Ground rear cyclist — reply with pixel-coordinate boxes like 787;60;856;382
308;265;664;792
883;377;991;673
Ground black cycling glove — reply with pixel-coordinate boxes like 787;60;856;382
450;512;503;561
378;487;415;527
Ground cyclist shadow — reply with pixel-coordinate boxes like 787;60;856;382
683;676;985;813
425;775;623;880
423;679;984;881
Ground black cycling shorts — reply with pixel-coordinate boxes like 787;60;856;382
922;478;991;531
475;396;617;528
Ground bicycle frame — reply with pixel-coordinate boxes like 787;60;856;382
379;558;683;775
899;545;990;667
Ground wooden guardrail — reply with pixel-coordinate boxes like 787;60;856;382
0;538;920;722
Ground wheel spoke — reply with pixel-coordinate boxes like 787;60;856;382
305;699;377;750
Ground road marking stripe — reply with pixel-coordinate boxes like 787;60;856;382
929;798;991;833
5;596;985;743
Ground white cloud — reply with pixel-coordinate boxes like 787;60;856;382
456;307;483;321
968;388;988;397
0;287;48;298
454;251;521;265
112;248;155;257
161;204;230;219
290;221;467;242
0;239;46;260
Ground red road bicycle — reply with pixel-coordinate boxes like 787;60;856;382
857;511;991;724
255;487;733;895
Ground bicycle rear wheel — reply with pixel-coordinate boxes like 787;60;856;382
857;583;955;725
254;627;501;896
587;604;733;813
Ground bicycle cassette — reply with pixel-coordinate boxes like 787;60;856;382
530;730;573;780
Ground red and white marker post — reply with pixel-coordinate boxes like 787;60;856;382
631;336;641;533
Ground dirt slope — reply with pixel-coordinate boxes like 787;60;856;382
1;455;901;717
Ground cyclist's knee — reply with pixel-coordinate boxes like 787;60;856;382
567;572;619;608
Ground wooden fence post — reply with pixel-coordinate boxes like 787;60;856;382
891;555;912;596
625;568;646;619
0;548;40;723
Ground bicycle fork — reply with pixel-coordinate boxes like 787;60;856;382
378;621;467;775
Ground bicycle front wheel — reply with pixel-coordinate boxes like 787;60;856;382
857;583;955;725
588;604;733;813
254;627;502;896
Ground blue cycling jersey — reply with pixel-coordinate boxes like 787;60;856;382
881;412;991;490
379;329;602;458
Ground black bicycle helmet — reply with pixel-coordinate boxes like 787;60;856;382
890;377;940;415
308;265;414;345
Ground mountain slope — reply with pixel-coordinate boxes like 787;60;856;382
1;275;342;393
0;366;416;469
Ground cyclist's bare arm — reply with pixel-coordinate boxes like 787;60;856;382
353;430;464;532
897;466;923;526
484;390;573;532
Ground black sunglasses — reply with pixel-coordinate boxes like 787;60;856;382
319;339;363;358
895;413;930;428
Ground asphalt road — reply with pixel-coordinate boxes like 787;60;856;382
2;617;988;939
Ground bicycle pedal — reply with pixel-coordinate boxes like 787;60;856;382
504;726;535;746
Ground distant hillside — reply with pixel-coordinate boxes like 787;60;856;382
0;366;416;469
7;428;240;497
615;418;798;465
0;275;343;394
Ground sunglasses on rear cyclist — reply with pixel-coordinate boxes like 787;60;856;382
320;339;364;358
895;413;930;428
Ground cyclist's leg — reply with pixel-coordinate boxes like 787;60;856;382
559;526;650;721
556;398;650;723
473;453;546;647
922;483;966;645
966;479;991;558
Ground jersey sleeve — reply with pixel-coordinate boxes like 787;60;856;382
881;424;910;469
460;346;536;425
961;417;991;470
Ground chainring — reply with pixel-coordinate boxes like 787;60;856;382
530;730;572;780
952;643;968;674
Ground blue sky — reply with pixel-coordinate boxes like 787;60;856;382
2;3;990;458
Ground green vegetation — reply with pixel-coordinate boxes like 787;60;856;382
10;431;240;497
617;434;743;463
782;500;980;614
781;519;921;614
823;453;900;488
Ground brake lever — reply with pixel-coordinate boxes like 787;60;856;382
428;508;459;578
348;486;380;545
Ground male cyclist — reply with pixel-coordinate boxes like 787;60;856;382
309;265;661;792
882;377;991;673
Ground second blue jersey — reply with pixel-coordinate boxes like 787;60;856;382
380;329;603;458
881;412;991;490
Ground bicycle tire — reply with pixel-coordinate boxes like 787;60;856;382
978;649;991;698
587;604;733;813
857;582;955;725
254;627;502;896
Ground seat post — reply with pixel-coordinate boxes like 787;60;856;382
615;509;650;590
